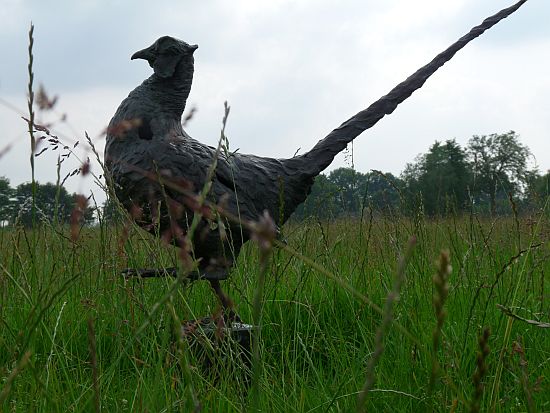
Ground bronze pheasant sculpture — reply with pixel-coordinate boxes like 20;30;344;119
105;1;527;315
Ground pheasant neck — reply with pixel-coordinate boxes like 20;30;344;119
148;60;194;119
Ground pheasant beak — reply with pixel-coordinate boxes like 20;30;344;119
131;46;155;61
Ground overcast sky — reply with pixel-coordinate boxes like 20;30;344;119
0;0;548;204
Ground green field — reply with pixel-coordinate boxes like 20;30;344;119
0;210;549;412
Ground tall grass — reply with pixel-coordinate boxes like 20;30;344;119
1;210;548;411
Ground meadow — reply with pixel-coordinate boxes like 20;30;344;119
1;208;548;412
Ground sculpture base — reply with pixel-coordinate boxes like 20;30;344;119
181;316;256;385
121;267;228;281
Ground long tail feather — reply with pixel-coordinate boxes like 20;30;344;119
295;0;528;176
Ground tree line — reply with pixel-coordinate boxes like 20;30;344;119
0;180;94;226
1;131;548;226
293;131;549;219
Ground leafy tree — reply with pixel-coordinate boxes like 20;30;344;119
292;174;340;220
12;182;95;227
362;171;403;213
402;139;470;215
292;168;402;220
530;171;550;196
526;170;550;209
467;131;532;215
13;182;71;225
0;177;15;224
328;168;366;215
